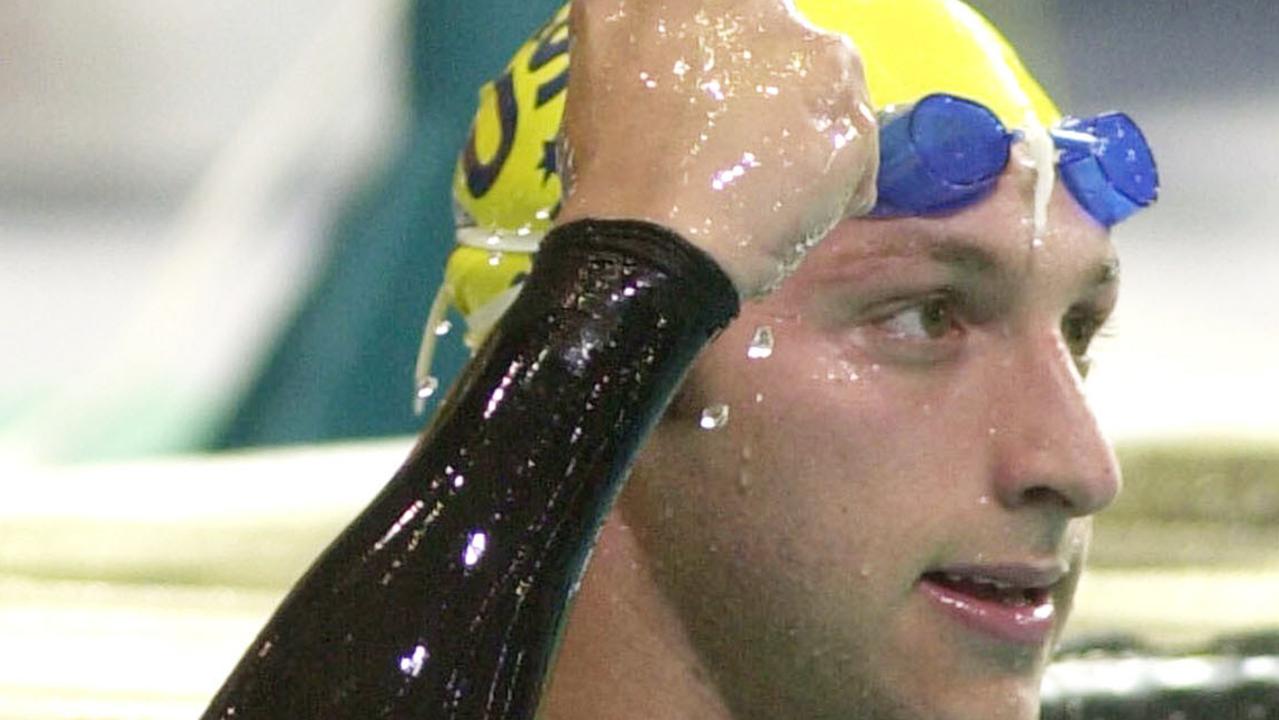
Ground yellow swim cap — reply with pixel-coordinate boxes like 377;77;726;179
416;0;1059;405
796;0;1059;128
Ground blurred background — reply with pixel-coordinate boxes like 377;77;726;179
1;1;1276;717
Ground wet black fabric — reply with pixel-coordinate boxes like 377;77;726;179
201;220;738;719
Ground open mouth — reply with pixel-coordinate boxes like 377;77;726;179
920;571;1051;607
918;569;1059;645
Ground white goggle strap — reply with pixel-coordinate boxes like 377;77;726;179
412;227;545;415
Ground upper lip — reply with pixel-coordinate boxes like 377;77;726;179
924;562;1068;591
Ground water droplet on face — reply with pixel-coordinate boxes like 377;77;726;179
1069;534;1087;555
754;392;764;403
434;320;452;336
699;403;730;430
842;361;860;382
747;325;775;359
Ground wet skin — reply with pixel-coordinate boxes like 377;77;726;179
550;162;1123;720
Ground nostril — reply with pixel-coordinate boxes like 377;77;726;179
1021;485;1071;509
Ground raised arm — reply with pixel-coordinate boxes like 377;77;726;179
200;2;874;718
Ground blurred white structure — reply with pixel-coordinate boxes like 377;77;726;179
0;0;411;461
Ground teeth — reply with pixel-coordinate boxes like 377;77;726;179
942;573;1022;592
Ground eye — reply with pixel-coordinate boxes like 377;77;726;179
1062;306;1109;377
876;295;961;342
850;290;969;365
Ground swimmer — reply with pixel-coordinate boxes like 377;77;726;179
202;0;1157;718
541;3;1153;719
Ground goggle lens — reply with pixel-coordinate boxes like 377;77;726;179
874;94;1010;217
1055;113;1159;227
873;94;1159;228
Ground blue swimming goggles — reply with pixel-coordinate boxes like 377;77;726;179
872;93;1159;227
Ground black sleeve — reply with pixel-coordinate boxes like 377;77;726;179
200;219;739;720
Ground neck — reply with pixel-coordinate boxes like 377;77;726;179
539;509;735;720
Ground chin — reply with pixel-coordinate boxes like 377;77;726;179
864;629;1052;720
891;678;1043;720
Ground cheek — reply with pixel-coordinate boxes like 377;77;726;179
682;318;976;565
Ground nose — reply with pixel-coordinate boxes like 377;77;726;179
987;332;1122;517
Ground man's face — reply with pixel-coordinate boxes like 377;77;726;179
621;163;1122;720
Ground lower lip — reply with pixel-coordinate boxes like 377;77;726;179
918;578;1055;646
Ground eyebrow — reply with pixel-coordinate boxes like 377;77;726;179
925;235;1120;290
928;240;997;277
819;230;1120;290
